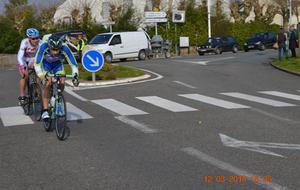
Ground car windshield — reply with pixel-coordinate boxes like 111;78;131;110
251;33;263;39
89;34;113;44
206;38;220;45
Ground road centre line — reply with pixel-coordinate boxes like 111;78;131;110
181;147;289;190
115;116;158;133
173;81;197;89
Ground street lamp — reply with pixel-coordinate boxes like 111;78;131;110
207;0;212;38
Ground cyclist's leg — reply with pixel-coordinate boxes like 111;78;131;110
41;60;52;119
53;62;65;92
18;63;28;104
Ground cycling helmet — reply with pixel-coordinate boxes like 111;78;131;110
26;28;39;38
48;35;64;49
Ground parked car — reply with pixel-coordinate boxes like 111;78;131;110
83;31;150;63
42;30;88;61
244;32;276;52
196;36;239;56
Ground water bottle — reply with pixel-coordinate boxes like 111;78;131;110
56;101;65;116
50;96;55;107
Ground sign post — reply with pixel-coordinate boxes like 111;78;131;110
81;50;105;83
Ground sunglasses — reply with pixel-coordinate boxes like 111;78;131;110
30;37;39;40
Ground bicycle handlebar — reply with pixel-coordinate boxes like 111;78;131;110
45;72;79;87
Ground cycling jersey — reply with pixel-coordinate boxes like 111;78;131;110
17;38;42;67
34;42;78;78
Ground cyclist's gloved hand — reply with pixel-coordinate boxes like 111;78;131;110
72;73;79;87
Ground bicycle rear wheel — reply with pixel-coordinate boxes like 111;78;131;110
55;95;67;140
31;84;42;121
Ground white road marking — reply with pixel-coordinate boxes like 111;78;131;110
0;107;34;127
92;99;148;116
221;92;296;107
182;147;289;190
179;94;250;109
136;96;198;112
65;87;88;101
173;81;197;89
66;102;93;121
259;91;300;101
220;134;285;158
172;57;235;65
115;116;158;133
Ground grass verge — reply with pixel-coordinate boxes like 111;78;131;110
65;63;145;81
273;58;300;74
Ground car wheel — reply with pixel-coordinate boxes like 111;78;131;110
198;52;204;56
232;46;238;53
104;52;112;64
138;50;146;60
260;44;265;51
215;48;221;55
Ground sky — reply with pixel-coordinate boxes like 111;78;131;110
0;0;63;15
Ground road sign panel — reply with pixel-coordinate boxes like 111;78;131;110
145;18;168;23
82;50;104;72
145;11;167;18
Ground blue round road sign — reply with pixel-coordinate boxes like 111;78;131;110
81;50;104;72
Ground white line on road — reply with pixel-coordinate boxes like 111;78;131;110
65;87;88;101
172;56;235;65
173;81;197;89
179;94;250;109
0;107;34;127
259;91;300;101
221;92;296;107
115;116;158;133
181;147;289;190
92;99;148;116
66;102;93;121
136;96;198;112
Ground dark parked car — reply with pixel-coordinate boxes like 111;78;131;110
42;30;88;61
196;36;239;56
244;32;276;52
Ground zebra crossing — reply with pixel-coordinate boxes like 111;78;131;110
1;90;300;127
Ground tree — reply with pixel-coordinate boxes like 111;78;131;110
252;0;278;24
212;0;230;36
229;0;252;23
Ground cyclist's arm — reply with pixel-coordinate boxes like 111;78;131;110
34;42;48;78
62;44;78;77
17;39;27;66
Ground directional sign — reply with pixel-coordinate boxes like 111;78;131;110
145;11;167;18
145;18;168;23
220;133;300;158
81;50;104;72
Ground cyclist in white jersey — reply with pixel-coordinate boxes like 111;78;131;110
17;28;42;105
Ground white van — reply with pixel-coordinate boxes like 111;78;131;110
83;31;150;63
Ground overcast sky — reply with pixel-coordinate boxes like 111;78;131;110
0;0;63;15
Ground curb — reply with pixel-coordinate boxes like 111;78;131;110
270;62;300;77
65;74;152;87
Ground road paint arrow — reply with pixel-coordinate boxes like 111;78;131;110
87;54;99;67
220;134;300;158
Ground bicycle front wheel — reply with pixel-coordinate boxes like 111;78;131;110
55;94;67;140
31;84;42;121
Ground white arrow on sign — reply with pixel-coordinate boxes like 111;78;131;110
87;54;99;67
220;133;300;158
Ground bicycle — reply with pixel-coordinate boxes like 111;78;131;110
43;73;79;141
20;68;43;121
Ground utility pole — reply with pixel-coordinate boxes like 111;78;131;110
207;0;212;38
288;0;292;26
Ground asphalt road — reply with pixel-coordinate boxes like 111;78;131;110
1;49;300;190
